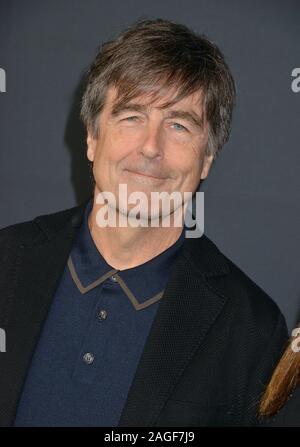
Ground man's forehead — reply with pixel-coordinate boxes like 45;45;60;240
106;84;204;112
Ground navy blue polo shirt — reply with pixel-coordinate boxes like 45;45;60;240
14;199;186;426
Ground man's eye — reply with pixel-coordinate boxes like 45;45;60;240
172;122;188;132
123;116;139;122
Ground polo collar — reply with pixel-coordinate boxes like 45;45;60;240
68;198;186;310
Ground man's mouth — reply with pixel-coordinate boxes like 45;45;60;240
125;169;167;180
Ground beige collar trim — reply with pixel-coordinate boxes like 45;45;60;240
67;255;164;311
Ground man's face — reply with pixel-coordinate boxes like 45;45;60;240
87;85;213;220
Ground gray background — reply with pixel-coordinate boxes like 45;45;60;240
0;0;299;330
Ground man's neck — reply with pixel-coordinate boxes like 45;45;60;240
88;202;184;271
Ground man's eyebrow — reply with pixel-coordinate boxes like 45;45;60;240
110;103;204;129
164;110;204;129
110;103;148;117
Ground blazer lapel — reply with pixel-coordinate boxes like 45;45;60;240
0;202;88;426
118;235;231;427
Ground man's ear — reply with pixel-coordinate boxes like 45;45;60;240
86;130;97;162
200;154;214;180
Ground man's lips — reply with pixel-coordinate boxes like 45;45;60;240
125;169;167;180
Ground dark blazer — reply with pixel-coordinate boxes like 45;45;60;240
0;199;288;427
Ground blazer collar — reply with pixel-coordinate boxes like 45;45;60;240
0;199;230;427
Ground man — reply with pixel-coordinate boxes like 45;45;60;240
0;18;288;426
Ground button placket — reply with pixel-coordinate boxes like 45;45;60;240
72;288;111;384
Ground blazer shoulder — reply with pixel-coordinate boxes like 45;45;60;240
0;219;36;249
0;200;88;247
202;235;287;335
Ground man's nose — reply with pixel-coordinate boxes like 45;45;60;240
139;122;164;159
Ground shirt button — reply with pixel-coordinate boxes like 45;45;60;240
110;274;117;282
98;309;108;320
83;352;95;365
